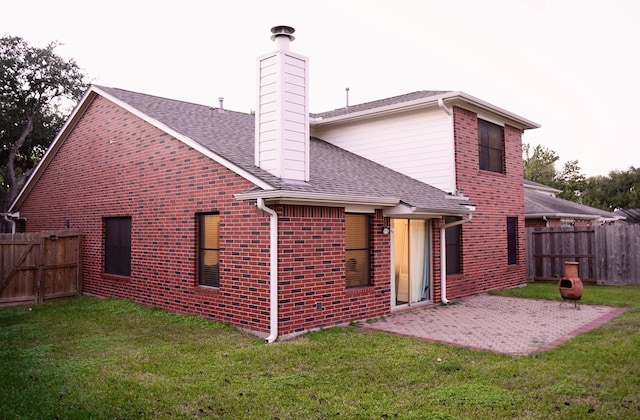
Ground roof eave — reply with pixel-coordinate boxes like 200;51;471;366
525;213;615;220
310;91;540;131
92;86;274;191
234;190;400;207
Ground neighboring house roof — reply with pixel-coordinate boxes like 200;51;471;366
523;179;562;195
10;85;473;216
524;189;623;222
614;208;640;224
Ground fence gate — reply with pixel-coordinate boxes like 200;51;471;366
0;230;82;306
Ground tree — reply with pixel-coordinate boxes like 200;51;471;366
522;143;587;202
582;167;640;211
522;143;559;187
1;36;88;217
555;159;586;202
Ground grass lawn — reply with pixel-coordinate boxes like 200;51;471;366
1;284;639;419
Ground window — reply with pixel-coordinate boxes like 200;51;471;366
198;213;220;287
445;217;462;275
104;217;131;276
345;214;371;288
507;217;518;265
478;119;504;173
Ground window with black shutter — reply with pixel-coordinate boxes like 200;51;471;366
478;119;505;173
104;217;131;276
507;217;518;265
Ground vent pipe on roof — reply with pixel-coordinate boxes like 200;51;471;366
345;87;350;108
270;25;295;50
218;97;224;113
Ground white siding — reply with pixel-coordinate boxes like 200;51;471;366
312;108;456;193
256;50;309;181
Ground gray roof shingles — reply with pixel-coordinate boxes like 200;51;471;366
96;86;470;214
310;90;450;119
525;190;620;219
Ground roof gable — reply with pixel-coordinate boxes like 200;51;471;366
11;85;471;216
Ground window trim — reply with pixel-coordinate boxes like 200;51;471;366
197;212;221;288
345;213;371;288
478;118;505;174
104;216;132;277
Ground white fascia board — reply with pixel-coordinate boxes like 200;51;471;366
93;86;274;191
235;190;399;207
311;91;540;131
447;92;541;130
383;202;474;218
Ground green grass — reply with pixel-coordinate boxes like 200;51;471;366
1;284;639;419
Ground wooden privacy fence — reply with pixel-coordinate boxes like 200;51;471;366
527;225;640;285
0;230;82;307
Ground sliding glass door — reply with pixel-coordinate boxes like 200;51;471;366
392;219;431;306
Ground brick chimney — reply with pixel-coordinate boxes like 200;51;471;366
255;26;310;182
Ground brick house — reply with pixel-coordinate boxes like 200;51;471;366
8;26;539;340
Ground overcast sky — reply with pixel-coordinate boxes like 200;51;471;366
3;0;638;177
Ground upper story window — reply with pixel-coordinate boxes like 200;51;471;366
198;213;220;287
104;217;132;277
345;214;371;288
478;119;504;173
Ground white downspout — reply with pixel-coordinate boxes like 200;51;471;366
257;198;279;343
440;213;472;304
438;98;452;115
3;213;17;235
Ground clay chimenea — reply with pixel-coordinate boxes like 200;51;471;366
558;261;583;307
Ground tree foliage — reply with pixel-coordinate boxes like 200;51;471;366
522;143;586;200
0;36;88;213
523;143;559;187
523;143;639;211
581;167;640;211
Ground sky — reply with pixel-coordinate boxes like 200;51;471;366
3;0;639;177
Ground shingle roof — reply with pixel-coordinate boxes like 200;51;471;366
96;86;469;214
525;189;621;220
614;208;640;224
310;90;450;119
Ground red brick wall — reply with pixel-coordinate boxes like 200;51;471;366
443;106;527;300
276;206;389;336
17;95;391;337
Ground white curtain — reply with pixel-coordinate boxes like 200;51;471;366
409;220;426;303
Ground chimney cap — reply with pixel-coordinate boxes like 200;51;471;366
270;25;295;41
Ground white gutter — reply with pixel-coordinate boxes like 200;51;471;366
235;190;399;208
440;213;473;304
257;197;279;343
